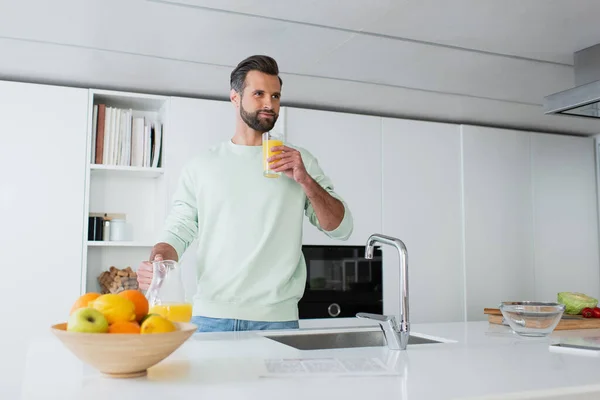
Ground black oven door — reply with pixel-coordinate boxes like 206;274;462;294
299;245;383;319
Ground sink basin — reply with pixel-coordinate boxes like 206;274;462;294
264;330;441;350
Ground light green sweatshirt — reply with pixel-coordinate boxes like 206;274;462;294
159;140;353;322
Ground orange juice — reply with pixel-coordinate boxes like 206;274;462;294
263;139;283;178
149;303;193;323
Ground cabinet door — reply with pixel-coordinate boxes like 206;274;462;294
165;97;235;297
286;107;382;246
0;81;88;387
166;97;235;204
462;126;535;321
382;119;464;323
531;133;599;300
166;97;286;201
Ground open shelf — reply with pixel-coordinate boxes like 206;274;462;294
82;89;169;293
90;164;164;178
87;241;155;247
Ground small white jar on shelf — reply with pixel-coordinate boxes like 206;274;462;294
109;219;127;241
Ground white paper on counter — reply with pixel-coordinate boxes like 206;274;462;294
262;357;398;377
549;336;600;357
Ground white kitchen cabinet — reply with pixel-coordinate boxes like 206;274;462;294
165;97;236;206
462;125;535;321
0;80;88;381
164;97;236;299
285;107;382;246
165;97;291;220
166;98;286;202
531;133;600;301
381;119;464;323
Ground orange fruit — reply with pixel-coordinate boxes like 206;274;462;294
140;315;176;334
70;292;101;315
118;290;149;322
108;321;141;334
90;294;136;325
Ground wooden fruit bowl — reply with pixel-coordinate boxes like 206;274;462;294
51;322;197;378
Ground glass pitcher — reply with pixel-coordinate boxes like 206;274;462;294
145;260;193;323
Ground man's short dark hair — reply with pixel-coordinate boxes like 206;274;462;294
230;55;283;93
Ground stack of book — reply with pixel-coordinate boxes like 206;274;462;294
91;104;163;168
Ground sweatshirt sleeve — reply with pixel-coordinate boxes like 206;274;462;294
158;162;199;259
303;152;354;241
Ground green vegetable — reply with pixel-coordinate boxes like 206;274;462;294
557;292;598;315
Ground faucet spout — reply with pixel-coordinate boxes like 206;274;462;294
360;233;409;350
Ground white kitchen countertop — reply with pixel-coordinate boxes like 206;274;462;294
8;321;600;400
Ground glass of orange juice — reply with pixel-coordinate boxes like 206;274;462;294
262;131;284;178
145;260;193;323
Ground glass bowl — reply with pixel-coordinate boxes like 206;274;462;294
499;301;565;337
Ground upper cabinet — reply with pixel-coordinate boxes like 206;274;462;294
461;126;535;321
381;119;464;323
285;107;382;246
461;127;600;320
166;98;286;201
531;133;600;301
166;97;237;299
166;97;235;204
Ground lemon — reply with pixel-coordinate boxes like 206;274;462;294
140;315;176;334
90;294;136;325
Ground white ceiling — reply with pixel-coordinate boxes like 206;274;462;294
363;0;600;65
164;0;600;65
0;0;599;135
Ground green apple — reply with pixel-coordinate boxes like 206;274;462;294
139;313;160;325
67;307;109;333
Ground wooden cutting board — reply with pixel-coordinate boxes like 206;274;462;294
484;308;600;330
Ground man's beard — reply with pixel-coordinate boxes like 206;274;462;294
240;103;278;132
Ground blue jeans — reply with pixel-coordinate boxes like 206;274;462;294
191;315;299;332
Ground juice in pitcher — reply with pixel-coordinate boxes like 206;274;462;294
262;131;284;178
149;303;193;323
145;260;193;323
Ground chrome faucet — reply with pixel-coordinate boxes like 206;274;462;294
357;233;409;350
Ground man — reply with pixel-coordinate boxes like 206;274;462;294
137;55;353;332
